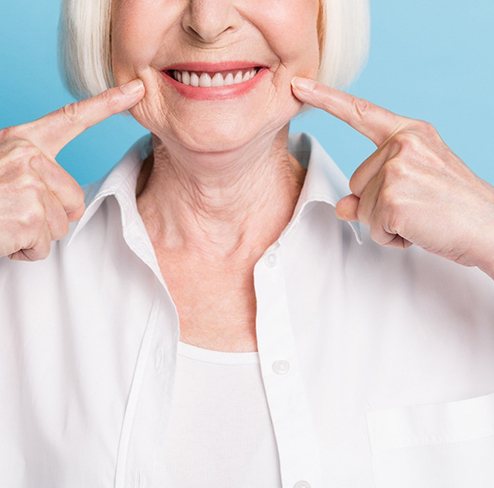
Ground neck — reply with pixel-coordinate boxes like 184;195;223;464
135;124;307;262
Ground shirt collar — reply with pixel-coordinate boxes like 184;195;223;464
66;132;362;248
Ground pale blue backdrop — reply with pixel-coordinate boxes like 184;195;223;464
1;0;493;186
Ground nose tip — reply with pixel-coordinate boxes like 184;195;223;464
181;2;240;44
186;24;232;43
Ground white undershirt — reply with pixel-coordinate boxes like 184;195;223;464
161;340;282;488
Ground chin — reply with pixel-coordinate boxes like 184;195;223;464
173;126;256;153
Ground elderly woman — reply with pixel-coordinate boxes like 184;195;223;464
1;0;494;487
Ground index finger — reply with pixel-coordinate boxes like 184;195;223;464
291;78;409;146
20;79;145;158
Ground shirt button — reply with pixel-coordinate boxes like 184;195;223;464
265;252;277;268
272;359;290;375
293;481;311;488
155;346;165;371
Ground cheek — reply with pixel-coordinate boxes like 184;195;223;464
111;2;170;83
112;0;319;83
256;0;320;72
127;85;172;133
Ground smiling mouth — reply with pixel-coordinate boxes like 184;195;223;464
164;67;263;88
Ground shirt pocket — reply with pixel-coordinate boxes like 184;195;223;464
365;391;494;488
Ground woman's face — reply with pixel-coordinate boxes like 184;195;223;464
111;0;320;152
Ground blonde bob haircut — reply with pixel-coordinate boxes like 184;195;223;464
58;0;370;108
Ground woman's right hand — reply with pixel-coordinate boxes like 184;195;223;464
0;78;145;261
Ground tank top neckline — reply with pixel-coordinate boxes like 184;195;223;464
177;340;259;365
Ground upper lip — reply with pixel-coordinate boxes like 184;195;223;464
162;61;267;73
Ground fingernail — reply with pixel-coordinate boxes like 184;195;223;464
291;77;317;92
120;79;144;95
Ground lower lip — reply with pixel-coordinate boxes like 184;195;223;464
160;68;269;101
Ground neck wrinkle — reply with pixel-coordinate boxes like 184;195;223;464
135;127;307;259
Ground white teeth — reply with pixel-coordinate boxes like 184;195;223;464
242;70;252;82
172;68;259;87
211;72;224;87
190;72;199;87
199;72;212;87
234;71;244;84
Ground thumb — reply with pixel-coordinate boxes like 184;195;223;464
335;194;359;221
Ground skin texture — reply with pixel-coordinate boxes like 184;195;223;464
291;78;494;280
109;0;320;351
111;0;319;258
0;2;491;352
0;81;145;261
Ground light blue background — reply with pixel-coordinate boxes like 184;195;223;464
1;0;493;186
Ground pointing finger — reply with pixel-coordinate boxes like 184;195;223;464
19;79;145;158
291;77;409;146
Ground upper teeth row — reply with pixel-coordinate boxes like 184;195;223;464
172;69;258;87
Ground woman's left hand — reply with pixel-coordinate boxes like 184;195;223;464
291;77;494;277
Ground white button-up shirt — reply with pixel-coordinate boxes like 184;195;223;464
1;131;494;488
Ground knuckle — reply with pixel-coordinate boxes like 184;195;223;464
9;244;49;262
373;198;398;236
7;251;23;262
0;126;29;145
67;186;86;218
17;173;46;195
8;140;42;162
18;202;45;228
350;96;370;121
20;241;51;261
415;119;437;136
392;131;420;155
68;204;85;222
0;126;16;143
61;102;83;126
384;210;403;236
99;90;120;112
383;157;407;181
379;184;399;208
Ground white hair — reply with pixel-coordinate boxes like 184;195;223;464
58;0;370;106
